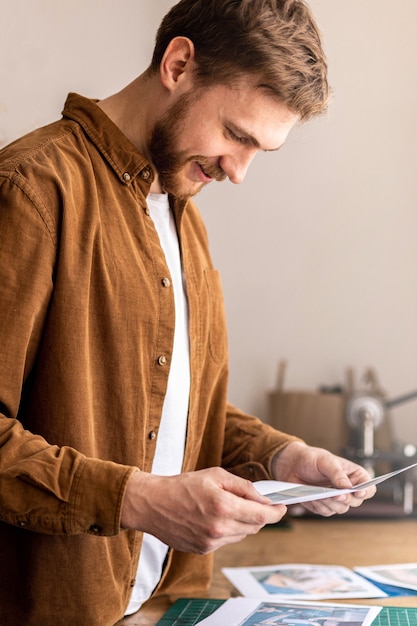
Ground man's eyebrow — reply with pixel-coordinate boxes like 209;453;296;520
227;122;281;152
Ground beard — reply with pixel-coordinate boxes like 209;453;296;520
148;92;226;200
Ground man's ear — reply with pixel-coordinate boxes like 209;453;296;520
159;36;195;92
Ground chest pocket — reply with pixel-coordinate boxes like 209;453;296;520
204;269;228;364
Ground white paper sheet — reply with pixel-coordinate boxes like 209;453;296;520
222;563;386;600
196;598;381;626
254;461;417;505
355;563;417;592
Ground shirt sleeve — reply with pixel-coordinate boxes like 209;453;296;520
0;173;135;536
222;401;302;481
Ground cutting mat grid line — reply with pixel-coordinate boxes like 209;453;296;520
156;599;417;626
374;607;415;626
155;598;224;625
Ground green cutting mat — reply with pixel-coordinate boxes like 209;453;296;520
155;598;417;625
155;598;224;624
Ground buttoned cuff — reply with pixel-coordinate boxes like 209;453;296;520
69;458;137;536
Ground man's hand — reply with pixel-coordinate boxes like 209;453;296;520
271;441;377;517
120;467;287;554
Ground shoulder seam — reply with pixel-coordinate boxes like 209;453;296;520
1;171;57;245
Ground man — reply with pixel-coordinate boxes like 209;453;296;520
0;1;375;624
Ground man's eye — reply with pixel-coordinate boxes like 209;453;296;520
228;128;247;144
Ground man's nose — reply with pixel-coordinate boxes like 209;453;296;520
220;149;257;184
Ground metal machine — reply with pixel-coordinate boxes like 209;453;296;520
345;387;417;514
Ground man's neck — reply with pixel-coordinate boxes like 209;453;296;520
97;72;164;193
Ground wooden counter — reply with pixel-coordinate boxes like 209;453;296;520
118;517;417;625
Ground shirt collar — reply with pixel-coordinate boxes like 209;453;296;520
61;92;153;187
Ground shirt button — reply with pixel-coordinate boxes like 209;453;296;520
141;168;151;180
18;520;28;528
122;172;131;182
89;524;101;534
161;277;171;288
144;207;150;216
148;430;157;440
158;355;167;366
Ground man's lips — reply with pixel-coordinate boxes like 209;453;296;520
196;161;226;183
197;162;214;182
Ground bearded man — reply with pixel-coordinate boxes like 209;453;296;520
0;1;375;624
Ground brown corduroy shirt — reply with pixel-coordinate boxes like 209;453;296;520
0;93;297;625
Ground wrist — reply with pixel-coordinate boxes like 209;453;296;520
120;469;152;530
271;440;307;479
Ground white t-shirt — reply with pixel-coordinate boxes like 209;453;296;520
125;193;190;615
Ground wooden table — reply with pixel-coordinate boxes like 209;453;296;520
118;517;417;625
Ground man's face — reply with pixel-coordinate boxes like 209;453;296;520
149;80;299;200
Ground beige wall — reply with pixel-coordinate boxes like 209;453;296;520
1;1;416;446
